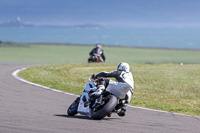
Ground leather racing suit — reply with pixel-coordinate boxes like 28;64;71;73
92;70;134;116
89;47;106;62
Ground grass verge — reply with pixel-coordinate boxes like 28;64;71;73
1;42;200;64
19;63;200;116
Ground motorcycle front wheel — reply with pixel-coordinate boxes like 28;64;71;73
67;97;80;116
91;95;117;120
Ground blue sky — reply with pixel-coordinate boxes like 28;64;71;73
1;0;200;26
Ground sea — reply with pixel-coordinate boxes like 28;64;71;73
1;26;200;49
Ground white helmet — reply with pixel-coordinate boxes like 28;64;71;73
117;62;130;72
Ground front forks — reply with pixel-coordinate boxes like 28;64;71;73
92;95;103;108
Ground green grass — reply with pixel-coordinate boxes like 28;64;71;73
1;42;200;64
19;63;200;116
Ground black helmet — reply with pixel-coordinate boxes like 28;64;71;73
96;43;102;48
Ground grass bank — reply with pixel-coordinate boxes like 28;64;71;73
19;63;200;116
1;42;200;64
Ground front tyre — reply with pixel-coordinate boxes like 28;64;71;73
67;97;80;116
91;95;117;120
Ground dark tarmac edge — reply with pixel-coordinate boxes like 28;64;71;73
1;41;200;51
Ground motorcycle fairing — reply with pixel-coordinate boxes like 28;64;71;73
77;80;96;116
106;80;131;99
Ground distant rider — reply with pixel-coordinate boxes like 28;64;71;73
90;62;134;117
88;43;106;63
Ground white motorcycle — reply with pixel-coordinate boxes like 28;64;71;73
67;77;130;120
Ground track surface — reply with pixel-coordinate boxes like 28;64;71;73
0;62;200;133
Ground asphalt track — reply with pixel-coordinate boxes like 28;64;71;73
0;62;200;133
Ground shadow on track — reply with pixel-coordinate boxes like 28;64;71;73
54;114;92;120
54;114;121;121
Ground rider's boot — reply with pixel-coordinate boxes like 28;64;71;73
117;107;126;117
107;112;112;117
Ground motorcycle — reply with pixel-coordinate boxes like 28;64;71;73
67;77;130;120
88;53;104;63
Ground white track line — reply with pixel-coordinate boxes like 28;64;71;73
12;68;200;119
12;68;79;97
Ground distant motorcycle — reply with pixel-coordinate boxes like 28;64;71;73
88;53;104;63
67;77;130;120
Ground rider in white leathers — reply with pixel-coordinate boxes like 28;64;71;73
91;62;134;116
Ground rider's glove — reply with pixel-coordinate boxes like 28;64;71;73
91;89;102;97
89;87;97;93
91;74;96;80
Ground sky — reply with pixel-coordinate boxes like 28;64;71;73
0;0;200;26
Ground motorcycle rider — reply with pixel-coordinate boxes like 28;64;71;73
90;62;134;117
88;43;106;63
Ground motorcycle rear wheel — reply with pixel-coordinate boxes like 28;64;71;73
91;95;117;120
67;97;80;116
